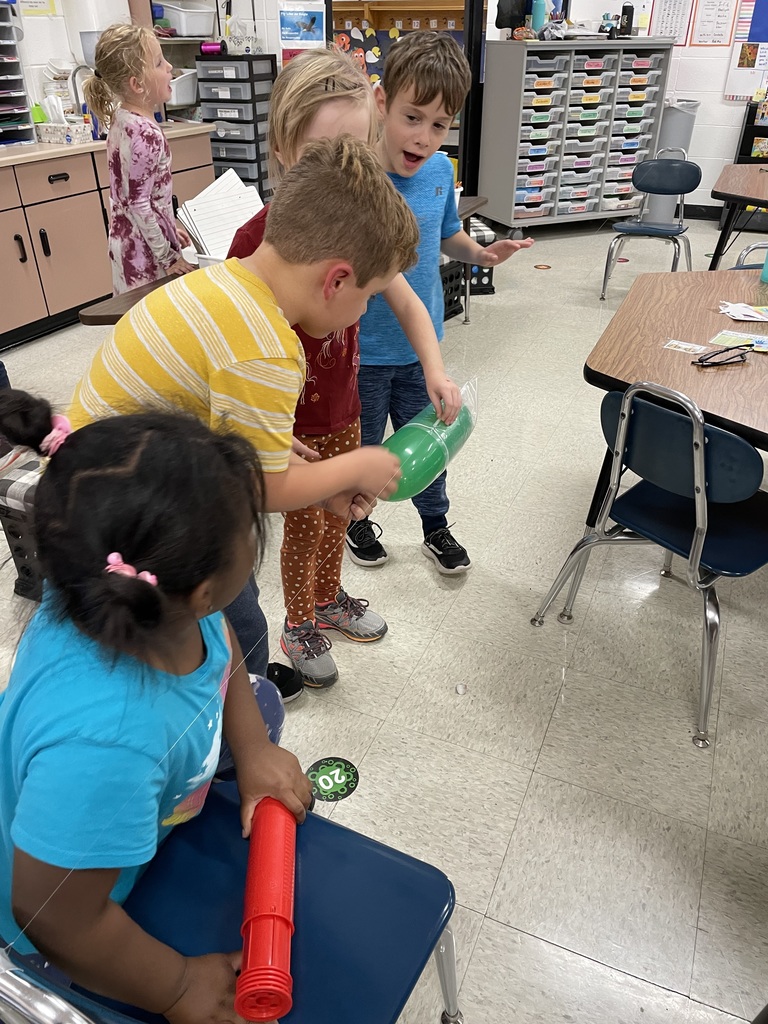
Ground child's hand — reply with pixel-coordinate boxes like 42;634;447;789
480;237;535;267
176;223;192;248
167;254;196;277
164;952;247;1024
292;435;321;461
425;373;462;425
237;744;313;834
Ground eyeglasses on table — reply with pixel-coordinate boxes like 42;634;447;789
691;344;754;367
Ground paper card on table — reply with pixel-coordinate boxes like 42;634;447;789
664;339;708;353
708;330;768;351
719;301;768;322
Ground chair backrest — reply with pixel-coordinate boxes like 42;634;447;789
600;388;763;503
631;159;702;197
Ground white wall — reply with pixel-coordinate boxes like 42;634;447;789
232;0;283;60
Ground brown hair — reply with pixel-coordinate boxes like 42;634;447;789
267;47;378;182
382;31;471;117
264;134;418;286
82;23;155;128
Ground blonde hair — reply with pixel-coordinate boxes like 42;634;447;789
83;23;155;128
382;31;471;117
267;47;377;181
264;135;418;287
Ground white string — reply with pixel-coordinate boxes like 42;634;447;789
5;467;400;955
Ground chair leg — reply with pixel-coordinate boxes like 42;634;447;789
434;922;463;1024
600;235;626;300
670;237;681;272
693;585;720;749
680;233;693;271
531;531;600;627
660;549;673;578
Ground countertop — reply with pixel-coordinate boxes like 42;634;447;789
0;122;213;169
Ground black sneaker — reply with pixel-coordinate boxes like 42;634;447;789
266;661;304;702
346;519;388;566
422;526;471;575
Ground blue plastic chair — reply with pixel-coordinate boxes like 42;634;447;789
731;241;768;270
600;149;702;300
531;381;768;749
0;783;462;1024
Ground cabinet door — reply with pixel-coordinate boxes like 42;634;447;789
25;191;112;315
170;133;214;173
171;165;216;213
0;208;48;333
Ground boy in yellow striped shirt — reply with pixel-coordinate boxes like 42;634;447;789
69;136;418;695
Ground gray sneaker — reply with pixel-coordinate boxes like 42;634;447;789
280;619;338;689
315;590;388;642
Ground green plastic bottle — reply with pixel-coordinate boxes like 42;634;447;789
382;382;477;502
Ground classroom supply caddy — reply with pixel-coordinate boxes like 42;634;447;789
196;52;277;199
478;38;674;228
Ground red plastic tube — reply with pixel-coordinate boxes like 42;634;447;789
234;798;296;1022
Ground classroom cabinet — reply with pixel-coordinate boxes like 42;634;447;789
0;208;48;333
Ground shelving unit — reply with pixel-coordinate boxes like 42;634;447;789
332;0;474;33
0;2;34;148
479;38;675;229
196;52;277;199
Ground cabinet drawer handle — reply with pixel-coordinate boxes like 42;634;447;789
48;172;70;184
39;228;51;257
13;233;28;263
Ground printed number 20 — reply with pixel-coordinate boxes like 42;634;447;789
318;767;346;790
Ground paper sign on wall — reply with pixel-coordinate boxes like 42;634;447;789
278;1;325;45
689;0;738;44
649;0;695;44
725;0;768;98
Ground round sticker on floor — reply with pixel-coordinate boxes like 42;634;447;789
617;257;629;263
534;263;551;270
307;757;360;802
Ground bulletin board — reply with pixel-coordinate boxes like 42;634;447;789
724;0;768;99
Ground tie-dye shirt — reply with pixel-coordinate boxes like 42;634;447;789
107;107;181;295
0;597;232;955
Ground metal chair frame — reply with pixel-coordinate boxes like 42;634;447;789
600;148;699;300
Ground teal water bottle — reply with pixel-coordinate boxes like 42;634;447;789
532;0;547;31
761;246;768;284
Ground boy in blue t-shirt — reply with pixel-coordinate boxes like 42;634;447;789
347;31;534;574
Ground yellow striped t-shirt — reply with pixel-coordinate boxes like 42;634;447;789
69;259;305;474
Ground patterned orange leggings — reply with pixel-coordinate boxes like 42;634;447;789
281;419;361;624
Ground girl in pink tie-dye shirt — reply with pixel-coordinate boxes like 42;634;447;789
84;24;195;295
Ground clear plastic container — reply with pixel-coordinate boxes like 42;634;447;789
520;122;563;142
614;103;656;120
560;166;603;183
604;166;636;181
201;99;270;122
521;105;564;125
210;139;261;162
197;57;274;80
517;155;559;174
516;170;558;189
617;85;660;104
210;120;262;141
620;52;664;70
565;120;609;139
514;201;554;219
559;181;601;201
523;72;568;91
213;159;264;184
611;119;654;138
199;80;254;102
569;88;613;106
607;147;649;165
603;181;635;195
571;70;616;90
618;69;663;87
561;152;604;170
523;89;566;108
525;54;570;72
573;54;618;71
557;197;600;215
518;140;560;159
563;136;608;154
515;185;557;204
602;195;643;211
566;104;611;122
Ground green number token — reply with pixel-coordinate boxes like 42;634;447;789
307;757;360;802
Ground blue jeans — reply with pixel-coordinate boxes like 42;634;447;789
358;362;449;536
217;673;285;775
224;573;269;677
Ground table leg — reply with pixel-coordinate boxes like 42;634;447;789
708;202;740;271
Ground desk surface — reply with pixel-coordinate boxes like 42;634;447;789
584;269;768;449
458;195;488;222
711;163;768;206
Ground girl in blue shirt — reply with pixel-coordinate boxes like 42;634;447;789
0;389;312;1024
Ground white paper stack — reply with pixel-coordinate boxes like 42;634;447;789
177;168;264;261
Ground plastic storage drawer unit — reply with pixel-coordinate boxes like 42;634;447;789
523;72;568;91
210;121;262;142
565;120;609;139
563;136;608;154
573;54;618;71
198;56;276;79
607;147;649;165
567;104;611;122
605;166;635;180
617;86;660;104
569;88;613;106
560;166;603;183
517;155;559;173
571;71;615;89
525;54;569;72
518;141;560;159
561;153;603;170
213;160;268;184
516;170;558;189
514;185;556;203
522;89;566;108
520;123;563;141
521;106;564;125
559;181;601;201
602;195;642;210
618;69;663;87
614;103;656;120
557;197;600;216
621;52;664;69
514;200;554;219
210;140;260;161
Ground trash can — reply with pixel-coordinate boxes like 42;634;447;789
646;98;700;223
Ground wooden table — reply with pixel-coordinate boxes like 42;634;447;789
708;163;768;271
81;196;490;330
79;276;170;326
457;194;488;325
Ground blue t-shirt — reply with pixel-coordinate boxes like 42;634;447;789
0;598;232;954
359;151;461;367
